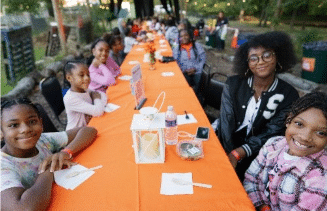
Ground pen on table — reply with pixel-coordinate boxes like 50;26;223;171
184;110;189;119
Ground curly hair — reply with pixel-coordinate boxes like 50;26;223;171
286;92;327;124
233;31;297;77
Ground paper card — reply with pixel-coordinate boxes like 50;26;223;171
54;164;95;190
104;103;120;113
128;61;140;65
177;114;197;125
118;75;132;81
160;173;193;195
161;72;175;77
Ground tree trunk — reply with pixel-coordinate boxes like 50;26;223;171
51;0;67;55
290;9;297;30
258;9;265;27
274;0;282;19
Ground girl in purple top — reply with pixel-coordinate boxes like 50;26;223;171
88;38;120;93
244;92;327;211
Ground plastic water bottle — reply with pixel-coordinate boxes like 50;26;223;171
165;106;178;145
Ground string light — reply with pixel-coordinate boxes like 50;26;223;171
227;3;230;6
194;2;197;5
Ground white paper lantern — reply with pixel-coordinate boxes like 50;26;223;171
130;113;166;164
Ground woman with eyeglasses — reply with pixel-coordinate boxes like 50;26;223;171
213;31;299;181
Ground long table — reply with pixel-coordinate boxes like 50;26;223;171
48;37;255;210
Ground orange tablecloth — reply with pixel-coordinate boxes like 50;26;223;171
48;37;255;211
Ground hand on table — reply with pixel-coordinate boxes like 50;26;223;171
186;68;196;75
228;153;238;168
38;152;76;173
228;147;247;169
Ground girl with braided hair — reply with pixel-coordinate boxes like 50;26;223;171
244;92;327;211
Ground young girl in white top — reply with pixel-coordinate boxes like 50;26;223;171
63;61;107;130
1;98;97;210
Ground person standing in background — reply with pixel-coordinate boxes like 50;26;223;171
212;11;228;51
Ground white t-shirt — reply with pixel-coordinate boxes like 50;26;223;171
124;36;137;53
1;132;68;192
64;89;107;130
236;96;262;135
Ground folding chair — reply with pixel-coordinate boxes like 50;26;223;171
198;63;211;105
203;72;228;123
39;76;66;125
35;103;58;132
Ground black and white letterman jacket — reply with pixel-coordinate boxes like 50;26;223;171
215;75;299;157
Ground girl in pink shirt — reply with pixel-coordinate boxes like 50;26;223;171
244;92;327;211
88;38;120;93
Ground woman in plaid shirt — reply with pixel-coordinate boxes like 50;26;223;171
244;92;327;211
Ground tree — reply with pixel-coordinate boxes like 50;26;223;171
2;0;42;14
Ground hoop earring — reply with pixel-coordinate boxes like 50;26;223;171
277;62;283;70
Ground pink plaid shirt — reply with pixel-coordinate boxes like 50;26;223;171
244;136;327;211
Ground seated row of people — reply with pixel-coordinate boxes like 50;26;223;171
1;23;327;210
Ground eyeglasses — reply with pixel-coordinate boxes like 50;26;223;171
248;51;275;65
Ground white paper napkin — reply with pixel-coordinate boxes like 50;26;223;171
160;173;193;195
177;114;197;125
104;103;120;113
118;75;132;81
128;61;140;65
161;72;175;77
54;164;95;190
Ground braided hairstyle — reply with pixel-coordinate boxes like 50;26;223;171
1;98;40;118
63;60;86;88
286;92;327;124
178;29;198;60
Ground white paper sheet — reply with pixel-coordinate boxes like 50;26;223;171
54;164;95;190
161;72;175;77
160;173;193;195
118;75;132;81
104;103;120;113
177;114;197;125
128;61;140;65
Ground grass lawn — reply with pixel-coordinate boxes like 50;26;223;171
34;46;46;61
1;66;14;96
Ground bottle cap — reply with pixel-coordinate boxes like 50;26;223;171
167;105;173;111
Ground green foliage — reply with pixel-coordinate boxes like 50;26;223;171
292;29;324;57
90;5;114;37
186;0;227;17
2;0;42;14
